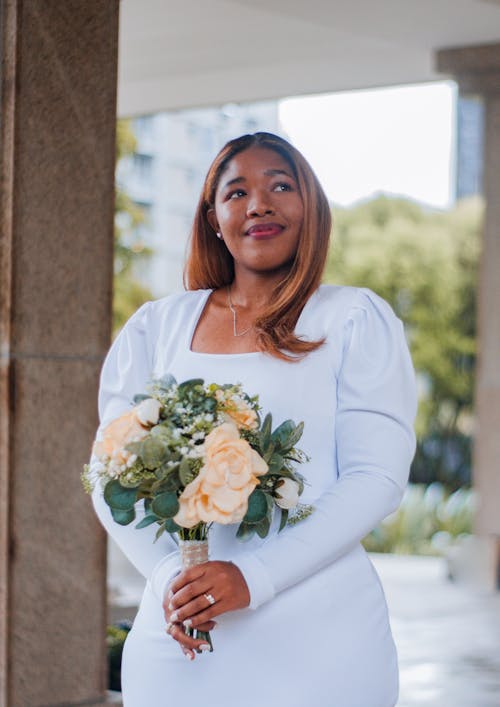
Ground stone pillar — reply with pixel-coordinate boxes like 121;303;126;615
436;43;500;589
0;1;119;704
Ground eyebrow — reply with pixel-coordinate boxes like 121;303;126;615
221;168;293;190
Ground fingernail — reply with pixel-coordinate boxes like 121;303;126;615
184;651;194;661
199;643;211;652
168;602;173;610
183;618;192;628
168;589;173;599
170;611;179;622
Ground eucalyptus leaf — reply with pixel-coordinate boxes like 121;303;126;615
255;515;271;539
141;436;169;469
243;489;268;524
152;492;179;519
280;421;305;453
132;394;151;404
164;517;182;534
179;457;194;486
271;420;295;450
178;379;204;396
110;507;135;525
158;373;177;390
236;522;255;542
278;508;289;532
104;480;138;510
267;453;285;474
135;513;160;529
259;413;272;450
155;522;166;541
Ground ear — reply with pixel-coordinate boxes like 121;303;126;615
206;207;219;234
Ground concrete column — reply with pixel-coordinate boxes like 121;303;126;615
0;1;119;704
436;43;500;589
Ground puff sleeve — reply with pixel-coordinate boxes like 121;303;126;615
89;302;182;602
232;289;417;609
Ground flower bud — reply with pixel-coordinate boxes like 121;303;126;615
136;398;162;426
275;478;300;509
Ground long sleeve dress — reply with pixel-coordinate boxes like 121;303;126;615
90;284;417;707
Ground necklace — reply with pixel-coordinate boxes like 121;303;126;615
226;285;252;337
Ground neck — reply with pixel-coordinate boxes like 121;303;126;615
229;267;288;308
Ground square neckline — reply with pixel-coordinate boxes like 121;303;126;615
186;287;321;358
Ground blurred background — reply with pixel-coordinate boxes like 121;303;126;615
2;1;500;705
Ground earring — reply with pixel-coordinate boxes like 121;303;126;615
216;232;223;240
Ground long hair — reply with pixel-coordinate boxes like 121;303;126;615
184;132;332;360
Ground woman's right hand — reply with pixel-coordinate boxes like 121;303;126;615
163;589;217;661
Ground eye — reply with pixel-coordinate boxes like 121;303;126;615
273;182;293;192
227;188;246;200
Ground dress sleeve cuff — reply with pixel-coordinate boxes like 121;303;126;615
231;554;275;610
150;550;182;603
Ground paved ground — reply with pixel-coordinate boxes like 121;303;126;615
372;554;500;707
109;547;500;705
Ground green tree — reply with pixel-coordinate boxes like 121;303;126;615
113;120;153;334
324;194;483;488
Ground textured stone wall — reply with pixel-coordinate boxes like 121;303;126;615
0;1;119;703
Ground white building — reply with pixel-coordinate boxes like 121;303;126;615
117;101;282;296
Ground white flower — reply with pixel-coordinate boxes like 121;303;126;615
136;398;162;426
275;478;300;509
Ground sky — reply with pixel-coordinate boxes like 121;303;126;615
279;81;456;210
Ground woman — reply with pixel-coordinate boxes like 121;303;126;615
90;132;417;706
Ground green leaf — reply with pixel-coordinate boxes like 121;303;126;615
243;489;268;525
152;492;179;519
178;378;204;396
104;480;138;510
281;421;304;452
132;394;151;404
164;517;182;534
155;522;166;541
271;420;296;450
179;457;194;486
259;413;272;451
255;515;271;539
158;374;176;390
278;508;289;532
236;522;256;542
135;513;160;529
110;507;135;525
267;453;285;474
141;436;169;468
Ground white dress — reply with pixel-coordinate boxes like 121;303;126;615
90;284;417;707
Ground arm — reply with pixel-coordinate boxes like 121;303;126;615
89;302;182;602
231;288;417;609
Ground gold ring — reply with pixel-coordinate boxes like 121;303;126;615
204;593;216;606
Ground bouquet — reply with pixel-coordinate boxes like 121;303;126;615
83;375;311;651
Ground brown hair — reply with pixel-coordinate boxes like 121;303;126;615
184;132;332;360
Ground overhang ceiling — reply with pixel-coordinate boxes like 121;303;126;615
118;0;500;117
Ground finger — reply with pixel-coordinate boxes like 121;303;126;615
166;622;212;654
169;581;214;612
169;565;208;594
197;620;217;631
186;603;225;629
170;593;218;625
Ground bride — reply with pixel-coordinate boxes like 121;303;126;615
90;132;416;706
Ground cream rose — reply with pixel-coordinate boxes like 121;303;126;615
274;478;300;509
219;394;258;430
93;409;149;465
174;422;267;527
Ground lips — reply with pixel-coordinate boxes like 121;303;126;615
245;223;284;237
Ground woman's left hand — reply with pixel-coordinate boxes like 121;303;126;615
165;560;250;629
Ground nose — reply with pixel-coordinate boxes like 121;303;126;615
246;190;274;217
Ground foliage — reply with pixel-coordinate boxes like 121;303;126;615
362;482;475;555
114;119;153;335
107;621;132;692
324;194;483;488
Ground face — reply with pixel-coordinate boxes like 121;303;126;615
207;147;304;278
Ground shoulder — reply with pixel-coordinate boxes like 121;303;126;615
304;284;402;337
123;289;211;332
